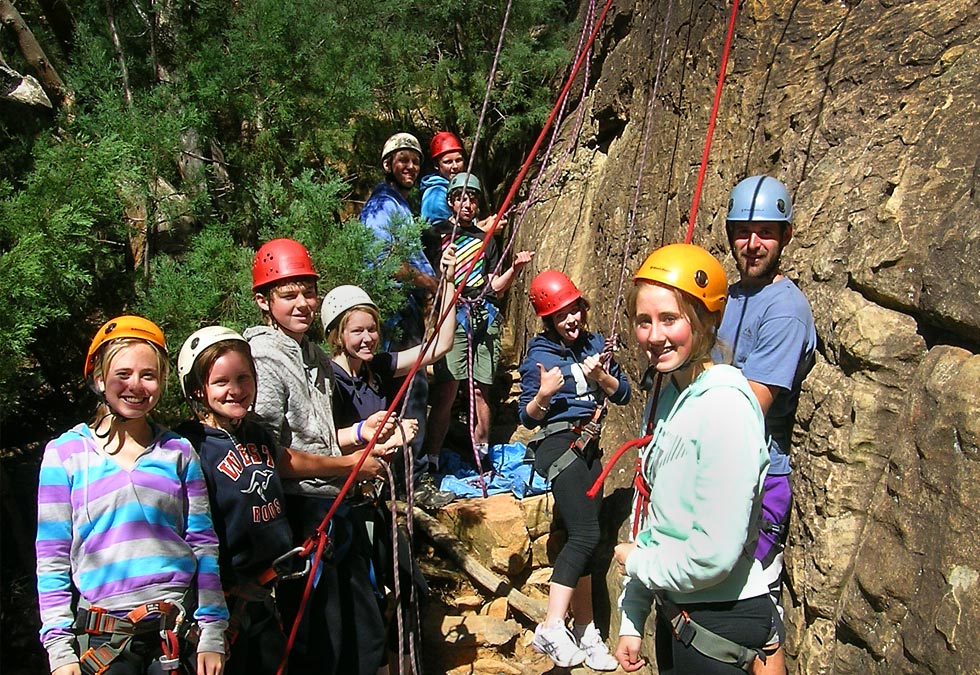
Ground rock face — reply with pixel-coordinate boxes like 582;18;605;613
508;0;980;672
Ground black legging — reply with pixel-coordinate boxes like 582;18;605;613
533;429;603;588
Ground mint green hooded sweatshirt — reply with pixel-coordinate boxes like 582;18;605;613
619;364;770;637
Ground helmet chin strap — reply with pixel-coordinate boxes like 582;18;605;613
92;399;129;443
89;381;143;444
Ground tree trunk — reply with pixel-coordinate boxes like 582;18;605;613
34;0;75;58
104;0;132;107
0;0;71;107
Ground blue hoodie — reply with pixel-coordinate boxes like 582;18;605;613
518;331;630;429
420;173;450;222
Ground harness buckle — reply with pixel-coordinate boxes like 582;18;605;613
669;609;697;646
81;606;116;635
79;644;116;675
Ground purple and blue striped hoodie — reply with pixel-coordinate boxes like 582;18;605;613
36;423;228;671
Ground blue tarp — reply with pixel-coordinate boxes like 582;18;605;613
437;441;550;499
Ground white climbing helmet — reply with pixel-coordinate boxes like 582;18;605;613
381;132;423;163
321;285;378;332
177;326;247;398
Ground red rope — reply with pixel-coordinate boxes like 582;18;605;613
685;0;741;244
586;435;651;500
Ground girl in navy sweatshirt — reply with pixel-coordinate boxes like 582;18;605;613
176;327;387;674
519;271;630;670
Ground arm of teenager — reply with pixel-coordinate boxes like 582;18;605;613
489;249;535;294
477;210;508;233
180;446;229;664
518;351;563;427
393;244;458;377
624;388;768;593
615;576;654;672
394;261;438;293
335;410;397;453
36;442;82;674
373;417;419;455
581;341;631;403
279;447;385;481
740;314;811;415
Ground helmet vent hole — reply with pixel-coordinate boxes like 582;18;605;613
694;270;709;288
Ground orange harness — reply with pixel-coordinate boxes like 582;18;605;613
75;601;191;674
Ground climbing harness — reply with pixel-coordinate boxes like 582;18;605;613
655;593;768;672
74;600;194;674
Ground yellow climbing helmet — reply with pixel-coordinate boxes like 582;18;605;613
633;243;727;313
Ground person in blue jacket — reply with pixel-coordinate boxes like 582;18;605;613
360;132;455;509
420;131;465;223
519;270;630;671
420;130;507;232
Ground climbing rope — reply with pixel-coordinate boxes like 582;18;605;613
589;0;743;501
686;0;741;243
607;0;675;340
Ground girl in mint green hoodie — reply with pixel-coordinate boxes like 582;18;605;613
613;244;774;674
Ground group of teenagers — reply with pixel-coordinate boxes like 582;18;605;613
34;124;816;675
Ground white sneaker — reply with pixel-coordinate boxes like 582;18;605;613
532;622;586;668
576;623;620;671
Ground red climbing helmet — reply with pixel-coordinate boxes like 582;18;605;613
252;238;319;291
429;131;464;160
529;270;583;317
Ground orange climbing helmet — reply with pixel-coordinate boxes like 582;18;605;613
529;270;583;317
429;131;464;160
252;238;319;291
633;243;727;313
84;315;167;378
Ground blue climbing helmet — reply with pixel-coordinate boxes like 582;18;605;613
726;175;793;223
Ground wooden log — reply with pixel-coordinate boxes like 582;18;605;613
402;504;547;624
0;0;70;106
1;62;52;107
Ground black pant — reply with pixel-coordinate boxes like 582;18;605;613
277;497;387;675
224;593;286;675
533;430;603;587
654;595;772;674
83;632;189;674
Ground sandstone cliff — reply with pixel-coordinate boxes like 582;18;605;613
508;0;980;672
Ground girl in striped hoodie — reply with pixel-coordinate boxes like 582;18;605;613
35;316;228;675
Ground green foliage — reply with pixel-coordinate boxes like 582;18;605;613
0;129;143;424
0;0;578;441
